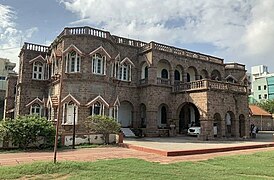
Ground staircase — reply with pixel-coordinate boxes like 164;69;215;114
121;128;136;137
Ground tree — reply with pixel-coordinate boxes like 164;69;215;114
4;115;55;149
84;115;121;144
257;100;274;114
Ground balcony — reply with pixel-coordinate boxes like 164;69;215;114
157;78;171;86
174;79;247;94
139;78;148;85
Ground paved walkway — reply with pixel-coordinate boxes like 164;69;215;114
0;146;274;166
0;132;273;166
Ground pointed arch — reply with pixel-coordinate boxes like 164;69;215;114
86;95;109;108
29;55;46;64
120;57;135;67
63;44;83;56
225;74;238;83
61;94;81;106
89;46;111;59
26;97;44;107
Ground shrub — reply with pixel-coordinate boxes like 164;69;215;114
4;115;55;149
84;115;120;144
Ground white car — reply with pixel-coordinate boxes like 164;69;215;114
187;126;217;136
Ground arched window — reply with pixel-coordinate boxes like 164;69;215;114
33;62;44;80
62;101;78;125
92;53;106;75
30;103;42;116
119;63;131;81
161;106;167;124
187;73;190;82
90;101;104;116
66;51;81;73
161;69;168;79
144;66;148;79
174;70;180;81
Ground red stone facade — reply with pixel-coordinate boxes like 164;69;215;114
4;26;250;141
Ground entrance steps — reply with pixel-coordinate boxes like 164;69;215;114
121;128;136;137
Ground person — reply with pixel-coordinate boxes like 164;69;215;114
252;125;257;138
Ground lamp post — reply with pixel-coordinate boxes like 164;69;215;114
72;105;76;149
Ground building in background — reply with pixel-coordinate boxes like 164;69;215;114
249;105;273;131
0;58;16;119
249;65;274;103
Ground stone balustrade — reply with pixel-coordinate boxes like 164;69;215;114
174;79;247;93
23;42;49;53
157;78;171;85
141;42;223;64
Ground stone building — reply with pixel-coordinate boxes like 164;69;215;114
4;26;250;142
0;58;16;119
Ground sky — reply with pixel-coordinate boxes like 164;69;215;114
0;0;274;72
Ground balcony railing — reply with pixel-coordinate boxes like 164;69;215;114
174;79;247;94
157;78;171;85
139;78;148;85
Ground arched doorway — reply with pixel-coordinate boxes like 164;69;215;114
140;103;146;128
118;101;133;127
178;103;200;134
225;111;236;137
213;113;222;138
239;114;245;137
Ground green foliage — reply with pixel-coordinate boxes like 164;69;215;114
3;115;55;149
0;122;8;140
84;115;120;144
257;99;274;114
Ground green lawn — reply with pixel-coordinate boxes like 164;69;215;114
1;151;274;179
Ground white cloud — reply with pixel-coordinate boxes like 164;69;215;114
0;4;38;72
60;0;274;71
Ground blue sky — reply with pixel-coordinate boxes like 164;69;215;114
1;0;274;72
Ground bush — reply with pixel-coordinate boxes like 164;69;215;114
3;115;55;149
84;115;120;144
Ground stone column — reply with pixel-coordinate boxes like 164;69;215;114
144;110;158;137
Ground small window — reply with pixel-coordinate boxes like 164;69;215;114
264;85;267;90
32;62;44;80
259;95;261;99
258;86;261;90
30;103;42;116
264;94;267;99
66;51;81;73
92;53;105;75
0;76;5;80
90;101;104;116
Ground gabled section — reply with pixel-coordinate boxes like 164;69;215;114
86;95;109;108
89;46;111;59
29;55;46;64
120;57;135;67
26;97;43;107
225;74;238;82
115;53;120;61
113;96;120;107
63;44;83;56
61;94;80;106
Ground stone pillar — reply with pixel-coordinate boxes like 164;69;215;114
144;110;158;137
148;66;157;85
170;70;174;85
198;118;214;140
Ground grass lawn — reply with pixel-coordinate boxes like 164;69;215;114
1;151;274;179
